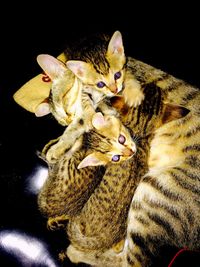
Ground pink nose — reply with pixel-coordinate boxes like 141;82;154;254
109;84;118;94
123;147;135;157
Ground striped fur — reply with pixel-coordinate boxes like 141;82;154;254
65;57;200;267
38;113;136;227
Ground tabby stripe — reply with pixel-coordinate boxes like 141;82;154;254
155;72;170;83
170;171;200;195
131;201;143;210
67;158;73;181
135;215;150;226
136;105;142;125
130;233;153;258
173;167;200;182
147;213;176;239
143;198;180;220
134;252;145;266
183;144;200;152
185;155;200;169
166;80;184;92
127;254;136;266
142;176;180;201
182;90;199;103
184;209;195;225
185;126;200;138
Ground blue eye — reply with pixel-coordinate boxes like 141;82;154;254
97;81;106;88
114;71;121;80
112;155;120;162
118;134;126;144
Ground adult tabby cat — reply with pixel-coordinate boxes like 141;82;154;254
64;57;200;267
36;30;144;163
38;111;136;227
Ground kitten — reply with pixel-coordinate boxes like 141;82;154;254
66;55;200;267
38;112;136;228
36;53;120;163
36;30;144;163
64;31;144;107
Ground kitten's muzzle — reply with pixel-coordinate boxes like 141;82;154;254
123;146;136;157
109;84;118;94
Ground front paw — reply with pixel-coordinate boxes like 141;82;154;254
45;141;69;163
122;80;144;107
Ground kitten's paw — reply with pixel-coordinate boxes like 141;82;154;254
122;80;144;107
42;137;61;156
45;141;70;163
47;215;69;231
59;251;67;262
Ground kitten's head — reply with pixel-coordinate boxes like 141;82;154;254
78;112;136;169
66;31;126;97
35;54;75;125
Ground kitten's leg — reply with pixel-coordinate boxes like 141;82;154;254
45;93;96;163
122;69;144;107
41;136;61;156
45;123;85;163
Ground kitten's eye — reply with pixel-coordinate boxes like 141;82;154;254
97;81;106;88
112;155;120;162
114;71;121;80
118;134;126;144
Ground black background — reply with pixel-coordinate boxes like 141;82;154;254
0;2;200;266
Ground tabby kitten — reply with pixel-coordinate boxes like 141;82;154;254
65;85;190;267
38;112;136;228
67;58;200;267
36;30;144;163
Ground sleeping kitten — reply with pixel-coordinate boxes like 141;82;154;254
38;112;136;228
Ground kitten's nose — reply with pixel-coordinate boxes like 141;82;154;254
123;147;135;157
109;84;118;94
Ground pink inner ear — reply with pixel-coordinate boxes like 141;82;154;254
92;112;106;128
35;103;50;117
37;54;66;79
109;31;124;54
66;61;85;77
78;153;100;169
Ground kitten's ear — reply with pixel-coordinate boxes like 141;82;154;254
66;60;90;81
37;54;67;80
78;153;106;169
108;31;124;55
92;112;106;130
35;102;51;117
162;103;190;124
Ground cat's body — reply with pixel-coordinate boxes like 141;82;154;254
64;57;200;267
37;31;144;163
38;112;136;228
